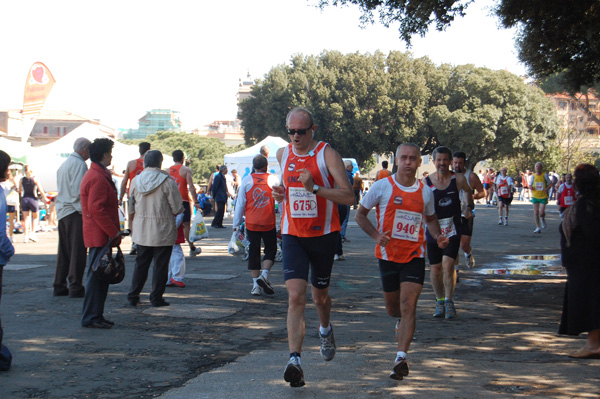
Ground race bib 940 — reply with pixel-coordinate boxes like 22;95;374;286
392;209;422;242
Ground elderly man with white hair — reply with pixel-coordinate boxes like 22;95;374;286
53;137;91;298
127;150;184;307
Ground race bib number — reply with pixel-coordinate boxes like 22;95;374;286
535;182;544;191
438;217;456;238
392;209;422;242
499;185;508;195
288;187;318;218
564;196;573;206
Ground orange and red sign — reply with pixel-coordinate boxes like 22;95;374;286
22;62;55;117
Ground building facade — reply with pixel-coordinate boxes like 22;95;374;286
122;109;182;140
0;109;115;146
547;92;600;136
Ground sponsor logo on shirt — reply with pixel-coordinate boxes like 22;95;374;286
393;196;403;205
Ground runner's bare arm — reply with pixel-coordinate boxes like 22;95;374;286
457;174;474;219
272;148;286;202
183;166;199;206
119;160;134;202
297;147;354;205
469;173;485;200
355;205;391;247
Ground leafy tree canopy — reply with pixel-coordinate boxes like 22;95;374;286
121;131;245;183
238;50;559;168
318;0;600;92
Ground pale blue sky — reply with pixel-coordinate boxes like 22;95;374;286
0;0;524;130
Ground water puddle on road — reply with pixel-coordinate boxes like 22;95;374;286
477;254;565;276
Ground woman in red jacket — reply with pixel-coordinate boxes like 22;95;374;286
80;138;121;329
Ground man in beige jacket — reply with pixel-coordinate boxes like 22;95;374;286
127;150;184;307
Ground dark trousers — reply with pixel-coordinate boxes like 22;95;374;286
127;245;172;304
81;247;110;326
353;189;361;208
212;201;226;227
246;228;277;270
54;212;87;294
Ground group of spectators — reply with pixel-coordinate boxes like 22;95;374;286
1;105;599;379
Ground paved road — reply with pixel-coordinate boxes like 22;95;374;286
1;201;599;398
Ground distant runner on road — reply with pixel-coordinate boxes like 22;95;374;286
529;162;551;233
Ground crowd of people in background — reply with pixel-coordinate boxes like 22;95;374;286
1;105;599;380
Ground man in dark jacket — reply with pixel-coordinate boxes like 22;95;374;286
210;165;231;228
80;138;121;329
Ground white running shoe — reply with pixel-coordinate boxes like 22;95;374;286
533;227;541;233
284;356;305;387
250;286;262;296
541;219;546;229
190;247;202;257
319;326;336;361
465;254;475;269
256;275;274;295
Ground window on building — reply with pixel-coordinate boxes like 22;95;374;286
43;126;48;134
559;101;566;109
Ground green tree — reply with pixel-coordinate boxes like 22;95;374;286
239;50;431;166
121;131;245;183
239;51;559;168
318;0;600;91
422;65;560;166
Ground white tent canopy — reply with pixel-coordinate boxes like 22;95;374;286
0;137;31;164
223;136;289;180
28;123;172;192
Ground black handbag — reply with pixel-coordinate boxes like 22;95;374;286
91;237;125;285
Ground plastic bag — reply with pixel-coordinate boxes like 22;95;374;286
228;230;249;256
189;210;208;242
118;206;126;231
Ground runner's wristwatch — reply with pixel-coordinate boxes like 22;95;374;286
312;184;320;194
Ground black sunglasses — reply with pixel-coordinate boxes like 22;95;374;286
286;126;313;135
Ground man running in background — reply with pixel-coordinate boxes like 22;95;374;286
120;142;150;255
356;143;448;381
169;150;201;257
557;172;574;219
375;161;392;181
529;162;551;233
452;151;484;269
495;167;514;226
424;147;473;319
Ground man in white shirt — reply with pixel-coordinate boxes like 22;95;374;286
495;167;514;226
53;137;91;297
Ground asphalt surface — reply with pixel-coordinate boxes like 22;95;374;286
1;200;599;399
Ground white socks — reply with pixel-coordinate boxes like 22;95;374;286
319;324;332;336
396;351;407;361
